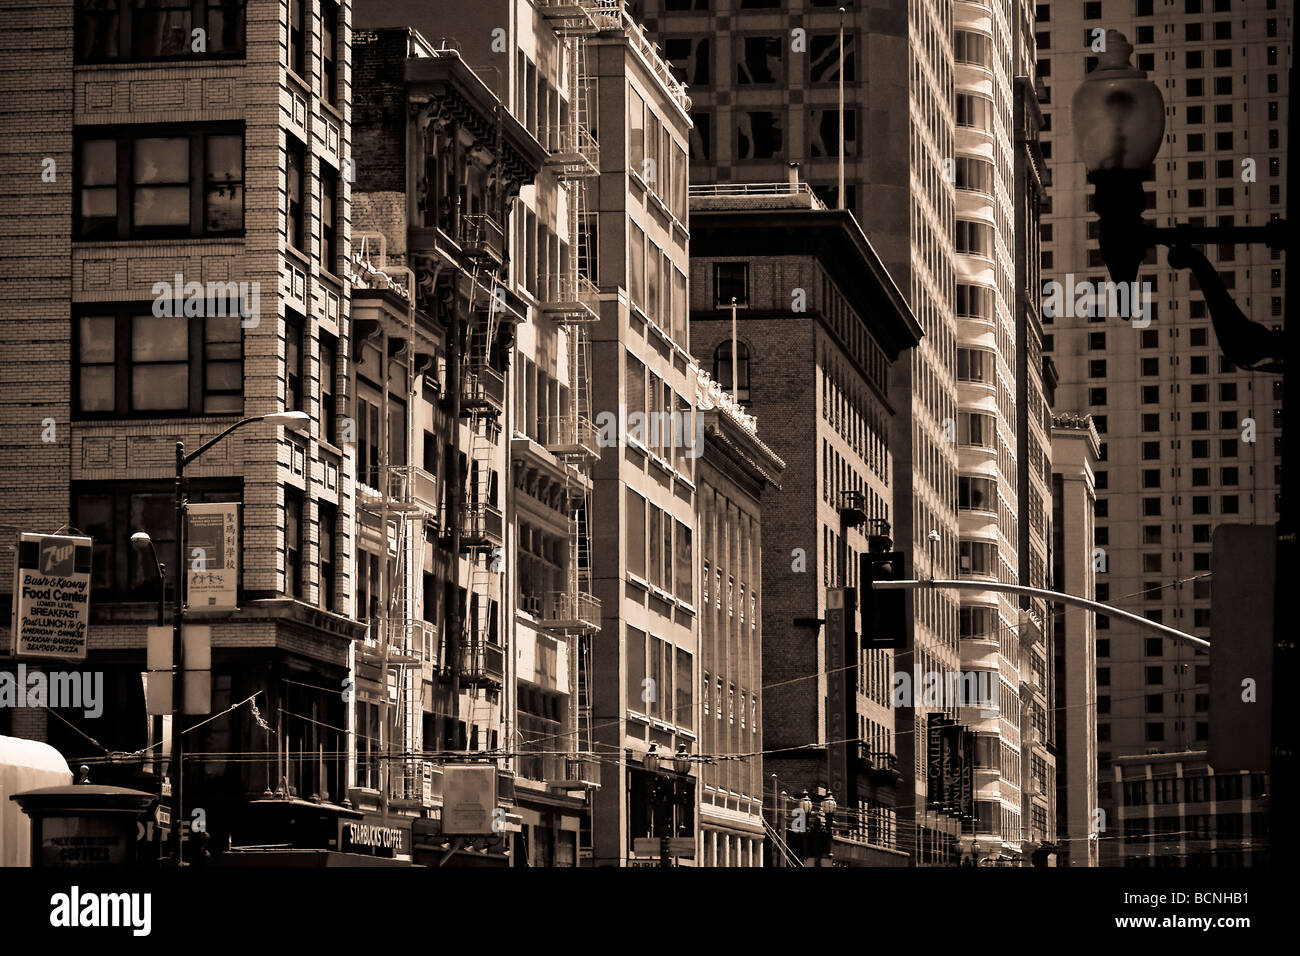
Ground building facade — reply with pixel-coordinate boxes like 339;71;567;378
0;0;367;852
694;382;784;866
639;0;964;868
1110;750;1268;866
1036;0;1288;844
1051;412;1101;866
688;185;921;866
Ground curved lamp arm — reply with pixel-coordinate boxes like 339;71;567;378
1165;244;1285;373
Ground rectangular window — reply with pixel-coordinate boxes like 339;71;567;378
629;87;645;172
73;479;241;600
626;490;646;579
287;138;306;252
321;167;338;271
286;313;304;411
319;502;336;611
321;1;339;105
675;521;693;604
76;126;244;239
289;0;304;76
627;627;646;712
76;0;247;63
714;262;749;308
285;490;304;598
74;306;243;417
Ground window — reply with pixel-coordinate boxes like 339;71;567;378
713;340;750;403
286;313;304;411
77;126;244;239
321;168;339;271
76;0;247;62
959;476;996;511
714;262;749;308
289;0;304;76
74;479;241;599
957;348;994;384
319;502;336;611
956;220;993;257
285;490;304;598
319;333;337;443
74;306;243;416
287;138;306;252
959;540;997;576
322;1;340;105
958;412;996;449
626;490;646;579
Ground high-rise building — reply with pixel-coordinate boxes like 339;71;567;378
1051;412;1101;867
1036;0;1289;844
0;0;365;852
687;182;921;866
639;0;958;867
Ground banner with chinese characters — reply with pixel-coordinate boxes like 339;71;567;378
185;503;239;610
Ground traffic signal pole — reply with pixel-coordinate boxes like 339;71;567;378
870;578;1208;651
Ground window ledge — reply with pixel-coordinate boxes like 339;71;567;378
627;573;650;592
284;244;311;269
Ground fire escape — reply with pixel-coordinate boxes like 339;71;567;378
349;232;441;809
536;3;612;841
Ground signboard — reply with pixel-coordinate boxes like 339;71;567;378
39;817;129;867
338;815;412;859
825;588;855;803
926;715;953;811
442;764;498;835
631;837;696;859
145;625;212;715
185;502;239;610
10;533;93;660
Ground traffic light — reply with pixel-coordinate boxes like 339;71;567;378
861;551;907;649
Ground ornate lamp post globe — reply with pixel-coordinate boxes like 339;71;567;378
822;793;837;818
798;791;813;817
1071;31;1164;174
644;744;659;775
1071;30;1166;286
672;744;691;775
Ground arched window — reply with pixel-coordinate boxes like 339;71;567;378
713;340;751;403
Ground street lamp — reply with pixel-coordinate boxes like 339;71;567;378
1073;25;1297;863
130;531;165;627
1071;30;1288;369
166;410;310;866
788;788;837;865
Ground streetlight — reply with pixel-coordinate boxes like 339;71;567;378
166;410;310;866
1072;25;1296;862
1070;31;1288;368
788;788;837;865
130;531;165;627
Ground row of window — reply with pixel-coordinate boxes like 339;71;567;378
626;489;694;605
663;32;857;88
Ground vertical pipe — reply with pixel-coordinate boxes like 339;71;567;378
171;441;185;866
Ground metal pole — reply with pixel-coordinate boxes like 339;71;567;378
838;6;846;210
730;297;738;399
171;441;186;866
873;578;1209;649
1270;11;1299;866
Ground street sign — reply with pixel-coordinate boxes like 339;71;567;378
10;532;93;660
185;502;239;610
145;625;212;715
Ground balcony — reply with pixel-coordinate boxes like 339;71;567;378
547;755;602;791
534;590;602;632
460;641;505;688
461;503;504;550
543;414;601;460
538;272;601;323
462;364;506;413
541;123;600;178
534;0;621;34
459;213;505;266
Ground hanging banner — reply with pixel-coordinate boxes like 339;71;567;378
10;533;93;660
926;715;954;811
185;503;239;610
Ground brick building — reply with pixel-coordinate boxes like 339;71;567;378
688;183;921;866
693;371;784;866
0;0;366;853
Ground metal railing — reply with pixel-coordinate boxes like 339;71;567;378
538;272;601;321
460;213;505;262
540;123;600;173
543;414;601;458
689;181;828;209
534;590;602;631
